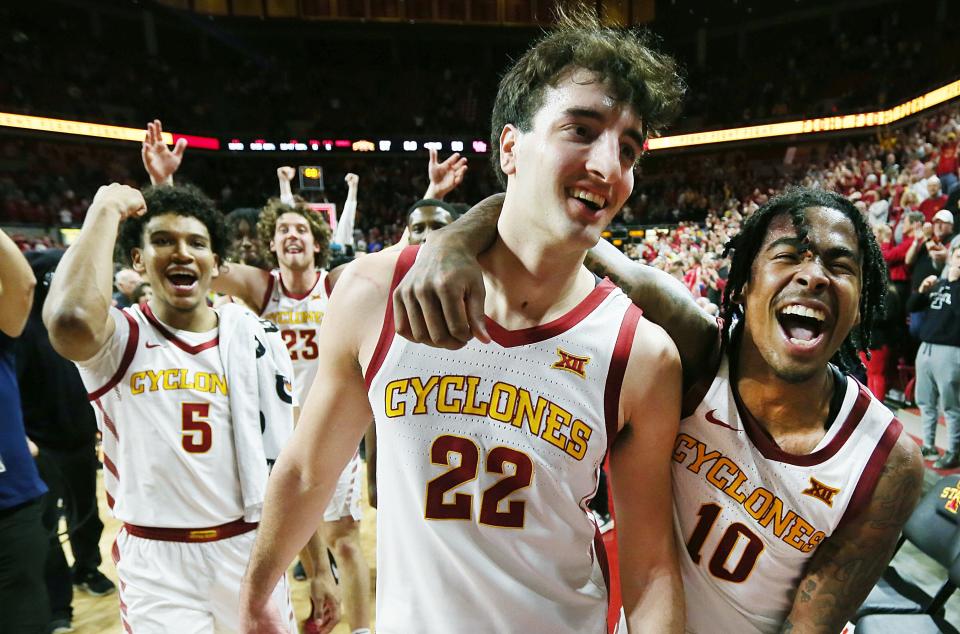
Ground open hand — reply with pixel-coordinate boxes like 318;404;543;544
141;119;186;185
427;148;468;199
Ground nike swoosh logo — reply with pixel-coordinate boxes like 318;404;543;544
705;409;738;431
145;342;162;349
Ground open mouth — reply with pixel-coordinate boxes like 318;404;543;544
166;270;198;292
776;304;827;349
568;187;606;213
284;242;304;254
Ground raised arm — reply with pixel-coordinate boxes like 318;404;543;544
331;173;358;247
278;166;296;205
0;228;36;337
613;319;684;632
43;184;146;361
240;252;397;633
141;119;187;186
781;435;923;633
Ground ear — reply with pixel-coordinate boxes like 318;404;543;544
131;248;146;275
269;237;277;255
499;125;519;177
211;254;221;279
730;282;745;305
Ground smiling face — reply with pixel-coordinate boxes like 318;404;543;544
131;212;220;314
271;211;319;272
499;69;644;248
741;206;863;383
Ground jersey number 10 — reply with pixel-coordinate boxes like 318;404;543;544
424;434;533;529
686;503;764;582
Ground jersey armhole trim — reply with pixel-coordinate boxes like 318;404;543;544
604;304;642;452
364;245;420;390
258;272;276;315
681;318;724;418
323;273;333;297
835;416;903;531
87;311;139;401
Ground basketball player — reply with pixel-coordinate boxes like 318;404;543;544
393;187;925;632
240;10;687;633
213;191;368;634
141;121;350;633
42;183;298;633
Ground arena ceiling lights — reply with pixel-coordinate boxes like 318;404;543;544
1;77;957;154
646;77;960;151
0;112;220;150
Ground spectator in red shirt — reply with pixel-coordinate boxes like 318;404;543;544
883;211;924;304
937;135;959;195
919;179;948;221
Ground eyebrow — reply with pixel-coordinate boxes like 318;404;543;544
765;236;859;260
149;230;209;241
563;107;646;149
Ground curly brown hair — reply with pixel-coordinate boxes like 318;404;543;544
257;197;331;268
489;4;686;187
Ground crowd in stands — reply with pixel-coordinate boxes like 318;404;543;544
2;1;957;141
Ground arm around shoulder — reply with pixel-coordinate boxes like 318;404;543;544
586;239;719;390
781;434;924;633
212;262;272;313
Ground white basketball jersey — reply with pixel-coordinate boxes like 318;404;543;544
366;247;642;634
77;304;245;528
675;354;902;633
259;269;330;405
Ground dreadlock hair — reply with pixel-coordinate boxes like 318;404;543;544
117;184;227;265
718;186;887;374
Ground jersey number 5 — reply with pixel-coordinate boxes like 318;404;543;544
182;403;212;453
425;434;533;529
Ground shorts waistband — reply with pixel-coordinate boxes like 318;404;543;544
123;518;257;543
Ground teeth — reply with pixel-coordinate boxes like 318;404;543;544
780;304;826;322
570;188;606;209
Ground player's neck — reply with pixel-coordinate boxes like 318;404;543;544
734;337;834;440
148;299;218;333
478;216;594;331
279;266;320;296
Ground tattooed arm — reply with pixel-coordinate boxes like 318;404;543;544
780;434;923;633
586;239;720;389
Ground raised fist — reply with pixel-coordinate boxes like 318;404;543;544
344;173;359;188
277;166;296;182
91;183;147;221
